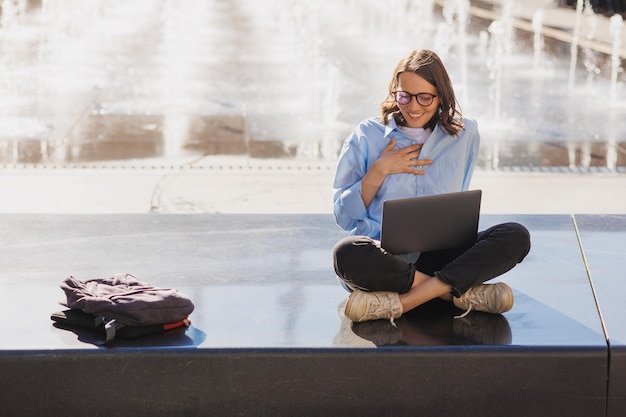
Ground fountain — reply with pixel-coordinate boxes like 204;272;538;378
610;14;624;105
568;0;586;92
532;9;544;73
487;20;505;126
0;0;623;171
455;0;470;106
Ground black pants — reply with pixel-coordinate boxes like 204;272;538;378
333;222;531;297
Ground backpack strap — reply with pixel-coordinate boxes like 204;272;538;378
95;316;123;342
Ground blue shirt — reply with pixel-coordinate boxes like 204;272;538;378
333;115;480;239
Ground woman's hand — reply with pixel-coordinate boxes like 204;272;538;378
375;137;432;175
360;138;432;207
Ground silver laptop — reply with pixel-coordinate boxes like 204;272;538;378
380;190;482;254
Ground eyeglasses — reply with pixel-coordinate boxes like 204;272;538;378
393;91;437;106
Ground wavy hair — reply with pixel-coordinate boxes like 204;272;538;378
381;50;464;136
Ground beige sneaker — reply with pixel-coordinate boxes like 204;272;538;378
453;282;514;319
344;290;403;326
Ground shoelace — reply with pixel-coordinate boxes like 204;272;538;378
454;291;485;319
454;306;472;319
376;295;398;327
374;294;399;327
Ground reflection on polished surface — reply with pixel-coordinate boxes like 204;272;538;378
1;213;620;417
349;300;513;347
574;214;626;346
0;213;611;350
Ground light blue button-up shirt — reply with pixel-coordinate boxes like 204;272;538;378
333;115;480;239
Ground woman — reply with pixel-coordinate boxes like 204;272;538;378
333;49;530;324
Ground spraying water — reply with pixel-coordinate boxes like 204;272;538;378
455;0;470;107
487;20;505;126
0;0;623;170
610;14;624;105
568;0;585;91
532;9;544;73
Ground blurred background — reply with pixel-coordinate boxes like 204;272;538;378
0;0;624;213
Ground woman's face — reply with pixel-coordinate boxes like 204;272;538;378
395;72;439;129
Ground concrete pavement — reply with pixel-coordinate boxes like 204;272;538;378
1;160;625;214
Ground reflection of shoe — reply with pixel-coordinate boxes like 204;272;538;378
332;300;375;347
453;282;513;319
344;290;402;326
351;319;401;346
452;313;512;345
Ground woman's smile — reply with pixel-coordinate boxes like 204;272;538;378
396;72;439;128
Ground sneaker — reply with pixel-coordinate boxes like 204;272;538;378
453;282;513;319
344;290;403;326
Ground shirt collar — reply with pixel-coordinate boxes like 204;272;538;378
385;113;439;138
384;113;445;138
383;114;399;138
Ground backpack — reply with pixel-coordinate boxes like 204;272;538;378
52;273;195;343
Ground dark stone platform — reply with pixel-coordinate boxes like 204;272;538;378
0;213;623;416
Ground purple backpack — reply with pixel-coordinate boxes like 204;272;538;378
54;273;194;342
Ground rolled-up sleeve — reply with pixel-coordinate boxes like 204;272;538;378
333;124;377;235
334;183;382;237
461;119;480;191
333;135;368;231
334;183;365;228
332;118;396;238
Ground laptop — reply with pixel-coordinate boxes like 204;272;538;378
380;190;482;254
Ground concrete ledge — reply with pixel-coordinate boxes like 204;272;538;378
0;346;607;417
0;213;622;416
575;215;626;417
